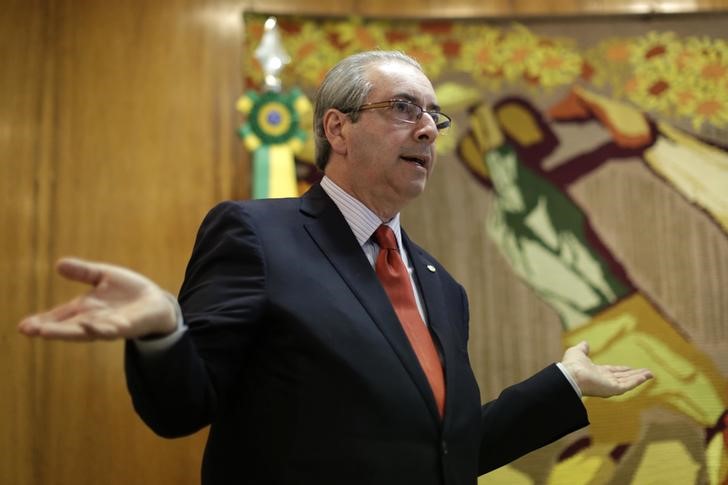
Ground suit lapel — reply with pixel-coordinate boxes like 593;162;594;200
300;185;441;421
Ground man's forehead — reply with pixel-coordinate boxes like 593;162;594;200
366;60;437;104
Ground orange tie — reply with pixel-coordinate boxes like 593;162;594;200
373;225;445;418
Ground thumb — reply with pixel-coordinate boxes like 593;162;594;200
56;257;105;287
575;340;589;355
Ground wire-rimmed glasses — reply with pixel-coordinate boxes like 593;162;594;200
349;99;452;131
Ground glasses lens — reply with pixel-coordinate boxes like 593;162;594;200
436;116;451;131
378;100;451;132
391;100;418;123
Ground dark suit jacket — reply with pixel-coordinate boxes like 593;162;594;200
125;183;588;485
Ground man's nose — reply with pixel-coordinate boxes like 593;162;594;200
413;114;438;143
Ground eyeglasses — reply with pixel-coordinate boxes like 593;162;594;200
350;99;452;131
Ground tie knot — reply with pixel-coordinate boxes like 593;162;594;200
374;225;398;250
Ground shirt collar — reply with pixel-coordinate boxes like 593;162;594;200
319;176;402;248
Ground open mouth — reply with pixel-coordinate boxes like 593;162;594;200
401;155;426;167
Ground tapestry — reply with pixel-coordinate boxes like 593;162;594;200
241;12;728;484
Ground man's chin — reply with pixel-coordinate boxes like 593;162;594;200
402;180;428;200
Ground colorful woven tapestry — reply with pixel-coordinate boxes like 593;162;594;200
242;12;728;484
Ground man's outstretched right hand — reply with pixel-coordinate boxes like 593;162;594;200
17;257;177;342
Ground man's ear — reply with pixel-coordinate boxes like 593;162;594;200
323;109;349;156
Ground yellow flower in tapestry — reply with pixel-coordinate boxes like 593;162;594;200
629;31;681;67
669;37;728;128
675;36;715;74
690;37;728;89
391;34;448;80
454;25;505;89
285;22;341;88
498;25;542;83
624;62;678;114
525;44;583;88
680;87;728;129
333;18;390;55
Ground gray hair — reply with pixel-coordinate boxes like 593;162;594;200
313;51;424;170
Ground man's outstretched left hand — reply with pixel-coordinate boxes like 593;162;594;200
561;341;653;397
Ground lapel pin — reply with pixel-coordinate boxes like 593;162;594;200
426;264;436;273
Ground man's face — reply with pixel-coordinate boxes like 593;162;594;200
343;61;440;216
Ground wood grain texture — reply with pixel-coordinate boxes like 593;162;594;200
2;0;242;483
2;1;54;483
2;0;726;484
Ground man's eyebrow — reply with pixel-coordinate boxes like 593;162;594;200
391;93;441;112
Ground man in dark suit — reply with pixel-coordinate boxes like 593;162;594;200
19;51;652;484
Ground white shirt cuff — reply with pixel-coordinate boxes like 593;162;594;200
556;362;582;398
133;292;186;355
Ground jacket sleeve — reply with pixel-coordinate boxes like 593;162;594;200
478;363;589;474
124;201;267;438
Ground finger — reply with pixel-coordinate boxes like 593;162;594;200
615;368;654;380
19;295;106;331
608;368;652;391
617;372;653;392
25;310;124;342
56;257;106;287
78;321;123;340
602;365;633;372
609;366;651;376
34;321;96;341
18;300;84;334
17;316;43;336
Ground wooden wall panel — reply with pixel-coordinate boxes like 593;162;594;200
2;0;726;484
2;0;243;483
1;0;53;483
